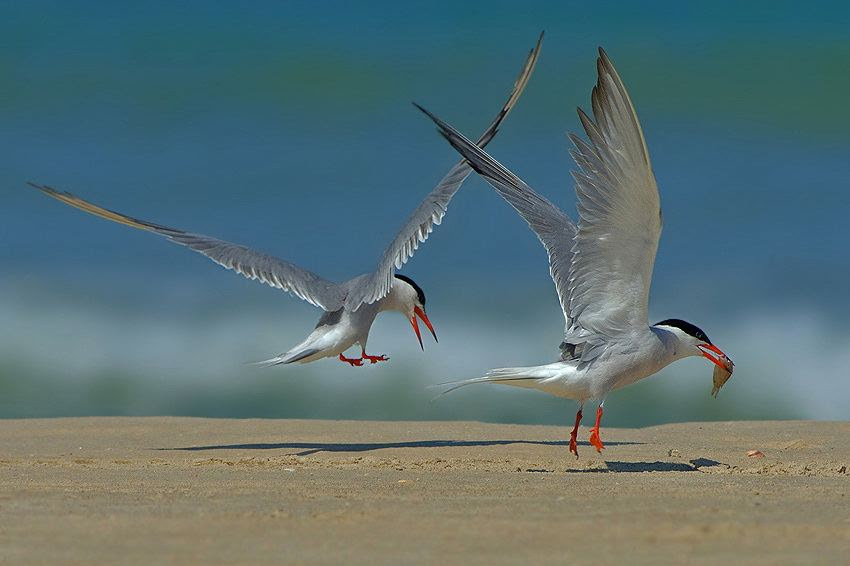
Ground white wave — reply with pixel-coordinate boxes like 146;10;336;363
1;282;847;421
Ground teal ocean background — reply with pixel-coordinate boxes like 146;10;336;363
3;1;850;426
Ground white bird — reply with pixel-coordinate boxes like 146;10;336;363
28;34;543;367
417;47;734;457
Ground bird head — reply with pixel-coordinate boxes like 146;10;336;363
393;275;437;350
654;318;734;372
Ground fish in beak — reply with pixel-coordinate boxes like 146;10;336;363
410;306;438;350
698;343;733;372
698;343;735;397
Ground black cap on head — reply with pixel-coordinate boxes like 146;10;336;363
655;318;711;344
394;274;425;306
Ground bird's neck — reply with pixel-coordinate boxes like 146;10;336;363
651;326;696;363
375;285;410;314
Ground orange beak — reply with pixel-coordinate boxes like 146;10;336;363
698;343;734;372
410;306;437;351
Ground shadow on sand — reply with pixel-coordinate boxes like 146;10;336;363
161;439;642;457
563;458;725;473
158;440;723;472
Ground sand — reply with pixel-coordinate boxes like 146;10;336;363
0;418;848;564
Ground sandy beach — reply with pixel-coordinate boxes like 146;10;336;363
0;418;847;564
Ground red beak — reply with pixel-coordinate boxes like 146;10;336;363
698;343;734;372
410;306;437;350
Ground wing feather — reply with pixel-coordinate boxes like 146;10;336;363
565;48;661;339
415;104;577;331
344;32;543;310
28;183;346;310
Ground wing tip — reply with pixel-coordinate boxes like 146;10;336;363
597;46;613;71
412;101;442;127
533;30;545;53
27;181;62;197
413;102;455;140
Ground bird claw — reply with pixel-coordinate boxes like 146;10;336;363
569;408;582;459
569;434;579;459
338;354;364;367
589;428;604;453
362;353;389;364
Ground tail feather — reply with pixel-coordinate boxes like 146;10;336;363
250;348;321;367
431;367;542;398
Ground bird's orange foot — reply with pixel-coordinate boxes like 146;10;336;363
338;353;364;367
362;353;389;364
569;432;579;459
589;427;604;453
569;408;582;459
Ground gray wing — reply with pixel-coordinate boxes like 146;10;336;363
28;183;346;311
415;105;577;334
565;48;661;340
344;32;543;311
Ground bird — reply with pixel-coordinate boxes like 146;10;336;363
28;33;543;368
417;47;734;457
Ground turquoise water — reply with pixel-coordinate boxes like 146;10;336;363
2;2;849;425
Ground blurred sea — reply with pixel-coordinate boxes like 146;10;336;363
2;1;850;425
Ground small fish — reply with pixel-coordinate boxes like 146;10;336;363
711;358;735;398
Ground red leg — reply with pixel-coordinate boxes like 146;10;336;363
588;405;604;453
569;408;583;459
338;353;364;367
361;350;389;364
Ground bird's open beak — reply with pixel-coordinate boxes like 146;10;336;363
410;306;438;350
698;343;734;372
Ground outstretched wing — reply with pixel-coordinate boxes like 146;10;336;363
344;32;543;310
28;183;346;311
566;48;661;339
415;104;577;334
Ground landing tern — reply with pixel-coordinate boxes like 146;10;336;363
28;33;542;367
418;47;734;456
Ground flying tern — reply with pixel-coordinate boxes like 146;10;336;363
418;47;734;457
28;33;542;367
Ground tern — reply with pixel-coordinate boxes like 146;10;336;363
418;48;734;457
28;34;542;367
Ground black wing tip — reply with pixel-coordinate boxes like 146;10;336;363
413;102;453;135
428;126;487;176
522;31;544;60
419;32;543;150
523;31;545;68
27;181;68;198
27;180;51;191
412;101;439;123
596;47;618;82
412;103;488;175
527;31;544;71
411;101;432;118
597;46;612;66
595;49;609;78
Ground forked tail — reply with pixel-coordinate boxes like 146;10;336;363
432;366;546;397
250;348;320;367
